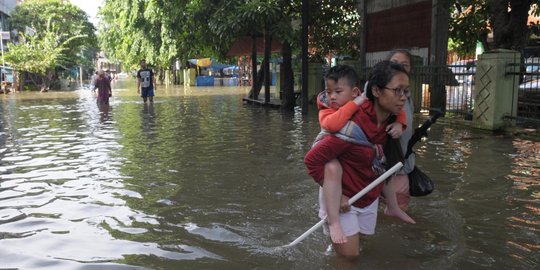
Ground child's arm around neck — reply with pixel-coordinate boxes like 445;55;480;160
319;95;366;132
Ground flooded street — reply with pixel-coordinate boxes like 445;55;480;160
0;80;538;270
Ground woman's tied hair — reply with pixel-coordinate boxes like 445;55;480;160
324;64;360;89
365;60;408;101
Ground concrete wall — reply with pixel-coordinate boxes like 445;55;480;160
362;0;431;66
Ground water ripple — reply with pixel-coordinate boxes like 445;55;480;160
0;87;538;269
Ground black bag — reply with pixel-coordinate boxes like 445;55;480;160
384;137;404;170
408;166;434;196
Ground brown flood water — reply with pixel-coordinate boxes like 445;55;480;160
0;79;538;270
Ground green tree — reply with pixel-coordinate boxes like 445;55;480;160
187;0;360;105
449;0;540;56
97;0;361;109
98;0;189;79
9;0;97;69
449;1;490;55
5;26;84;92
308;0;362;60
197;0;283;99
7;0;97;91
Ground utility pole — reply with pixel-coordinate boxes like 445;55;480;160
357;0;367;68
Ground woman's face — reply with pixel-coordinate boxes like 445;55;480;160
389;53;411;73
374;72;408;115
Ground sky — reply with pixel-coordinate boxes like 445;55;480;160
69;0;104;26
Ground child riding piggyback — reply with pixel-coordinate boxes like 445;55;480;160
306;64;415;252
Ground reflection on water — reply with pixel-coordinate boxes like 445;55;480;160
0;81;538;269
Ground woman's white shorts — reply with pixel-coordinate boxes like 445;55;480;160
318;187;379;236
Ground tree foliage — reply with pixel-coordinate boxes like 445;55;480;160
449;0;540;56
308;0;362;60
188;0;288;58
449;1;490;55
6;29;83;75
98;0;189;70
188;0;361;60
97;0;362;70
6;0;95;91
9;0;97;69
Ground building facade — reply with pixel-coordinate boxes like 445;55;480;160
0;0;16;85
0;0;16;32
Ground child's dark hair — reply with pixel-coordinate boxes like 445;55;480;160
365;61;408;101
324;65;359;88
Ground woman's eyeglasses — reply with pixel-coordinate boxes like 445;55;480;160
383;87;409;97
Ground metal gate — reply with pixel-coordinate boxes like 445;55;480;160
354;58;540;127
413;63;475;118
507;58;540;125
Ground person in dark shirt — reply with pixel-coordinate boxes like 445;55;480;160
136;59;156;103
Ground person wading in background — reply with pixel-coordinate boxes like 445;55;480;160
137;59;156;103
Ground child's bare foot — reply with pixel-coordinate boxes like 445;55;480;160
328;223;348;244
384;206;416;224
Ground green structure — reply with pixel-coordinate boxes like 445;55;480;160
307;62;323;102
184;68;196;86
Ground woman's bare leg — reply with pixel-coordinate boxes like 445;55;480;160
333;233;360;260
382;178;415;224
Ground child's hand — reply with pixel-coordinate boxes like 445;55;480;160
386;122;404;138
340;195;351;213
353;95;365;106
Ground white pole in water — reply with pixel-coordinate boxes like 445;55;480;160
283;162;403;248
0;31;10;68
79;65;83;87
1;38;4;68
1;31;10;81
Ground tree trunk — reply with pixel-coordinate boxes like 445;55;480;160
490;1;530;85
173;65;178;85
38;74;48;92
13;71;20;92
250;34;258;99
263;26;271;103
301;0;309;114
490;0;531;51
158;68;165;85
281;42;295;110
247;60;265;99
429;0;451;115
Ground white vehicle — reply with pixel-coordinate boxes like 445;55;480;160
449;60;476;84
519;78;540;95
523;58;540;83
